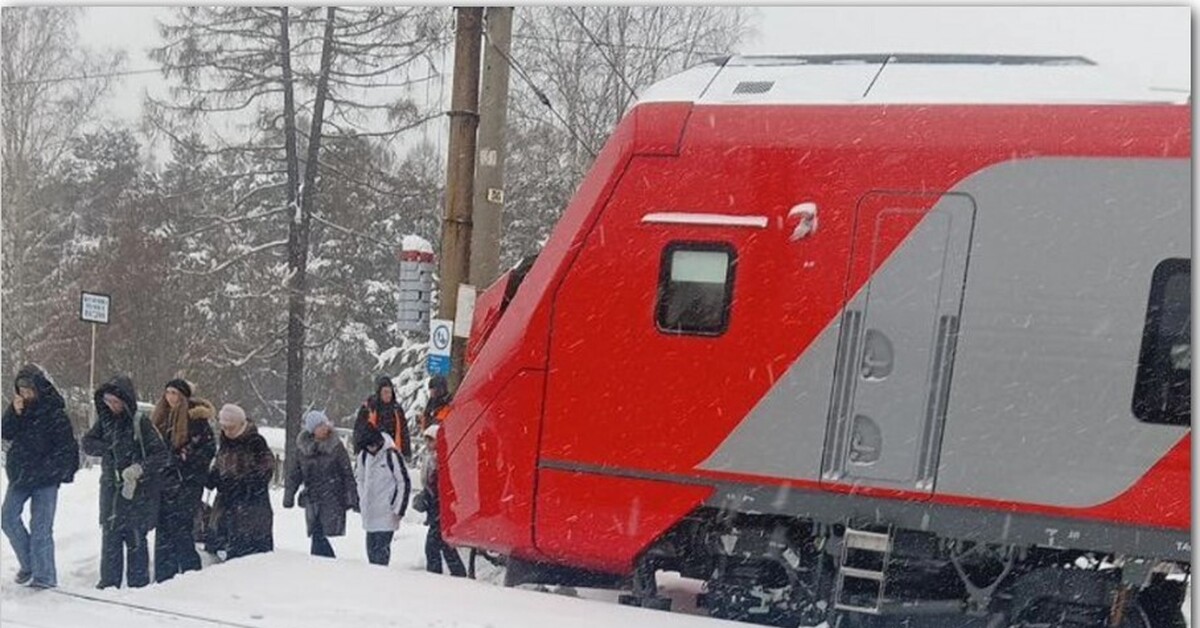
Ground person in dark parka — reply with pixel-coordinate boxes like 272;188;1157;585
207;403;274;560
1;364;79;589
283;410;357;558
149;378;216;582
420;375;451;435
353;375;411;459
413;425;465;577
81;375;168;589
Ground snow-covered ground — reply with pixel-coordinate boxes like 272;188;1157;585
0;465;727;628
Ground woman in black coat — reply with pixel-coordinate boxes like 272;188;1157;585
1;364;79;589
283;410;357;558
81;375;168;589
207;403;275;560
149;378;216;582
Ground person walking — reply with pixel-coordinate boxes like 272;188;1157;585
420;375;452;435
207;404;274;560
149;378;216;582
353;376;412;460
413;425;465;577
0;364;80;589
81;375;168;589
354;429;410;566
283;410;357;558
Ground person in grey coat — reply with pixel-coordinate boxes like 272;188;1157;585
80;375;168;589
283;410;357;558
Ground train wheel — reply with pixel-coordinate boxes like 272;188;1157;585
707;578;808;627
1136;576;1188;628
1010;600;1151;628
705;561;825;627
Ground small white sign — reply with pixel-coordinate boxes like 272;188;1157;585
487;188;505;204
80;292;111;325
454;285;476;338
430;319;453;357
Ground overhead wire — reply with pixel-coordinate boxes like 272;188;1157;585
483;14;597;158
565;7;638;101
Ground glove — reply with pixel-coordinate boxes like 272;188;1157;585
120;464;144;500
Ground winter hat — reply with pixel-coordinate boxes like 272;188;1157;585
218;404;247;427
422;424;440;441
303;410;330;434
357;428;384;452
13;364;44;392
164;378;193;398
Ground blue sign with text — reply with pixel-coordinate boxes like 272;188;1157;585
428;353;451;376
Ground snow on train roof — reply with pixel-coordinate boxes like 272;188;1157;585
638;54;1188;106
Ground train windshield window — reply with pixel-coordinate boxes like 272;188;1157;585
656;243;736;335
1133;258;1190;425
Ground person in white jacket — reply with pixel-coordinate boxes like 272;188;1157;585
354;430;410;566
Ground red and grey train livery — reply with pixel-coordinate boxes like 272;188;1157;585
440;55;1191;627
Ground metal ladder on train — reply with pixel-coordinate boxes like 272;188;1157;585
833;524;893;614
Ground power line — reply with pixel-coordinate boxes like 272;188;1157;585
512;26;728;59
565;7;638;101
10;33;727;89
6;65;162;87
483;21;597;158
6;50;442;89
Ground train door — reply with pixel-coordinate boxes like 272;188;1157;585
821;191;976;495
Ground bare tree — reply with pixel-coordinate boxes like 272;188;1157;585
148;6;447;455
500;7;751;267
1;6;124;379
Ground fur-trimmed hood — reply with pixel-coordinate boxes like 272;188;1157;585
188;397;216;422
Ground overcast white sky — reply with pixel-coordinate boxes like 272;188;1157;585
76;5;1191;124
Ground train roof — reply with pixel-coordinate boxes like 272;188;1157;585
638;54;1189;106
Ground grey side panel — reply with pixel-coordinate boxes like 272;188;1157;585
937;158;1190;506
698;314;841;480
699;157;1187;511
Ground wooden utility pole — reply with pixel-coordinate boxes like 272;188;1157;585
469;6;513;290
438;6;483;389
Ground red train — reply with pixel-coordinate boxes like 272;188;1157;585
441;55;1191;627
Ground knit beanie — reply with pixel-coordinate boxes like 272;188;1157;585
218;404;247;427
165;378;193;398
303;409;330;434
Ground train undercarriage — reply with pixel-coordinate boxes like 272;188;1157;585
499;508;1190;628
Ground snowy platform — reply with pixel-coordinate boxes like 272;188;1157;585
0;466;733;628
